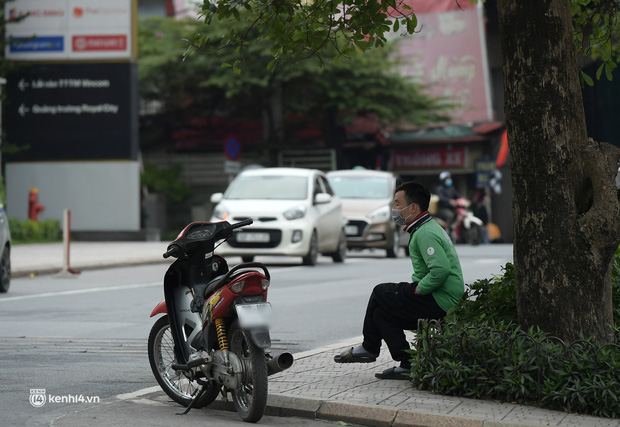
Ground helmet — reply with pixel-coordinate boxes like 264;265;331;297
439;171;451;181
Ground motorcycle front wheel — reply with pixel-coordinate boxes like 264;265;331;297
228;320;268;423
148;315;219;408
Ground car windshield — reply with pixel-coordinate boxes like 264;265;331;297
328;176;391;199
225;175;308;200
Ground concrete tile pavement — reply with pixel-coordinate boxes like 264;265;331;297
9;242;620;427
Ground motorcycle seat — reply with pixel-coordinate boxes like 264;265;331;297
203;274;226;296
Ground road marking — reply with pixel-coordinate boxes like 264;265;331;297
2;262;357;303
474;258;509;264
117;386;162;400
0;282;161;303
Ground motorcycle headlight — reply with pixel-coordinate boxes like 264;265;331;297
213;205;230;220
283;205;306;220
367;205;390;222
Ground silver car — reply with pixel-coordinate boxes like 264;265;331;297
327;169;407;258
0;202;11;292
210;167;346;266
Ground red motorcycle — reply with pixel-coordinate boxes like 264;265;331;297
147;219;293;423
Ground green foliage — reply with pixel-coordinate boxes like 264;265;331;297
141;163;192;202
138;15;450;149
197;0;422;67
446;263;518;325
409;321;620;418
0;176;6;206
571;0;620;84
8;218;61;243
194;0;620;82
410;247;620;418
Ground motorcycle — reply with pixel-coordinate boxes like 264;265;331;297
431;196;484;245
451;197;485;245
147;219;294;423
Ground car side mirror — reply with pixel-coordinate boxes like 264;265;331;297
314;193;332;204
210;193;223;203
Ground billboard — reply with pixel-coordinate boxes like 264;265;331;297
5;63;139;161
5;0;135;60
390;5;493;124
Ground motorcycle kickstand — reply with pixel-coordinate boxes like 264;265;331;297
176;385;208;416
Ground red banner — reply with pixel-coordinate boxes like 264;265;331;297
72;35;127;52
392;148;467;169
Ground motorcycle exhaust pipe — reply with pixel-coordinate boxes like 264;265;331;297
267;352;294;376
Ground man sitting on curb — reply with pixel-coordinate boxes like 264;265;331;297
334;181;464;380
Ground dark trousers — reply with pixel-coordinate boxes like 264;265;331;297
362;282;446;366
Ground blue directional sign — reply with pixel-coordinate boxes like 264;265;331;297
9;36;64;53
224;136;241;160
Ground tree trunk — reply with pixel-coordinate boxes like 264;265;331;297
497;0;620;342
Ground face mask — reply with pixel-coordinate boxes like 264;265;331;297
391;203;413;226
444;179;453;187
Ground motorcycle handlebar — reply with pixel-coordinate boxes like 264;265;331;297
231;218;253;229
163;220;253;259
163;243;181;259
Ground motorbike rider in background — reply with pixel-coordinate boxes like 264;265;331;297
436;171;461;231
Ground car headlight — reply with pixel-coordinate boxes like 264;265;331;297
368;205;390;222
213;205;230;220
283;205;306;220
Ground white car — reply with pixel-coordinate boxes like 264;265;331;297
210;168;346;266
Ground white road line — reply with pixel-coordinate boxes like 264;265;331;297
116;386;162;400
0;262;359;303
474;258;509;264
0;282;161;303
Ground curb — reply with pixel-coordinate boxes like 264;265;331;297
207;393;548;427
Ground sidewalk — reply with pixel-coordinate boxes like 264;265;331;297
10;242;620;427
11;241;168;277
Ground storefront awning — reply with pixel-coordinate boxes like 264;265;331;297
387;122;504;145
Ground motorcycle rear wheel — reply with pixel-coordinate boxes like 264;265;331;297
148;315;219;408
466;224;484;245
228;320;268;423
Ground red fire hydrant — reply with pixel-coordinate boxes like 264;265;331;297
28;188;45;221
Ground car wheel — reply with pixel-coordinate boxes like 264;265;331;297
0;245;10;293
302;231;318;266
241;256;255;263
331;230;346;263
386;230;399;258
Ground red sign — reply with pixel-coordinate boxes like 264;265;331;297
392;148;467;169
72;35;127;52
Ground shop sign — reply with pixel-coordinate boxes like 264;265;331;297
392;148;467;169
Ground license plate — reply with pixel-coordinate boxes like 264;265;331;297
236;303;272;328
345;225;358;236
237;232;270;243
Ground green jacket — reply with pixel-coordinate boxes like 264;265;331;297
408;219;464;313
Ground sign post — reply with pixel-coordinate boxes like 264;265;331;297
224;136;241;183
